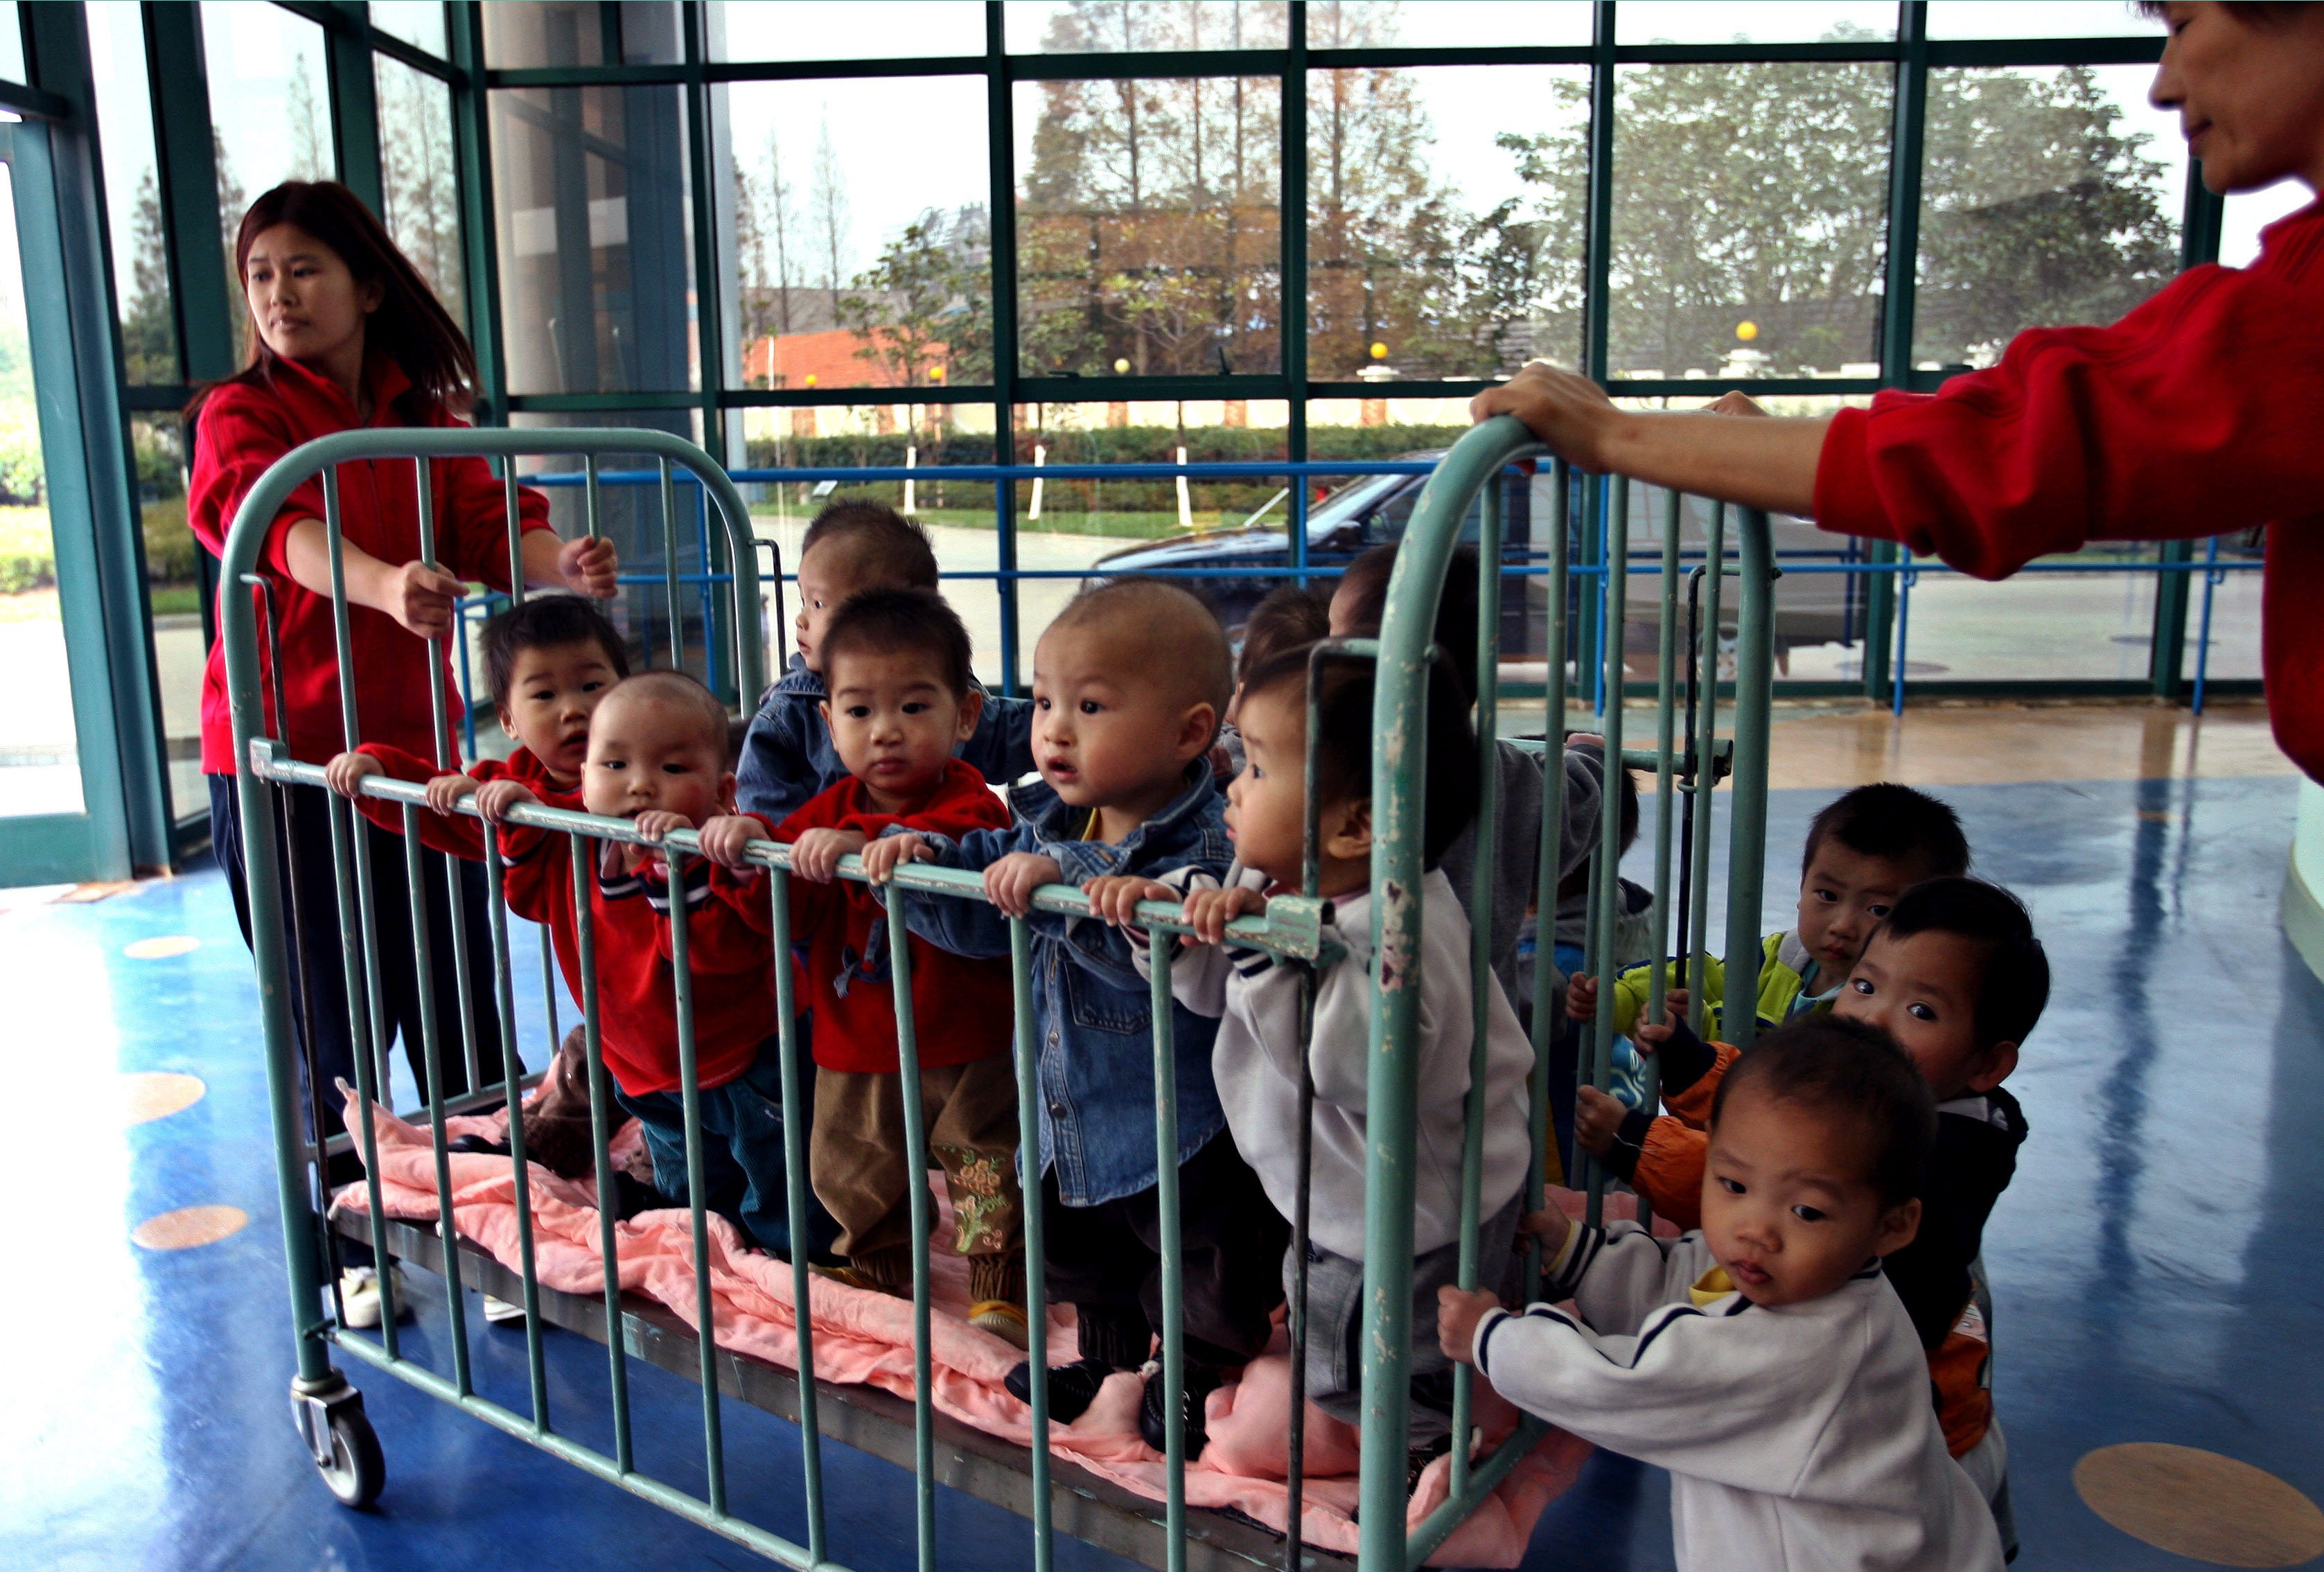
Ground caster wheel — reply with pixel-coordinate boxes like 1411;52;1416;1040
316;1405;386;1509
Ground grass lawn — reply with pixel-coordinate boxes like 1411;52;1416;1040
0;504;53;592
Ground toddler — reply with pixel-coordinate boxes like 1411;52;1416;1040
745;588;1028;1346
1639;876;2045;1552
323;592;628;854
738;500;1033;822
1571;781;1971;1221
1100;642;1531;1482
491;669;835;1259
1439;1016;2004;1572
1213;582;1329;779
863;578;1284;1457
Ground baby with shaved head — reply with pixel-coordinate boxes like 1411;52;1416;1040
863;577;1284;1458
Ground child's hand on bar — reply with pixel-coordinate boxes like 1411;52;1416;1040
1082;874;1175;929
700;814;770;872
474;779;537;824
1436;1284;1504;1367
324;750;381;800
786;827;862;883
1566;973;1599;1023
985;851;1064;917
1517;1204;1574;1261
1574;1085;1624;1158
1178;883;1268;945
558;535;619;599
426;771;479;815
860;832;928;885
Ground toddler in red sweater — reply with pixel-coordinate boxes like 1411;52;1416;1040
492;669;836;1260
701;590;1028;1344
323;593;628;855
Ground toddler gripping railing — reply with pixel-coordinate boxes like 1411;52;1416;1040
221;420;1772;1572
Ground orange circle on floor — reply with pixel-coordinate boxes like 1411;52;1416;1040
2076;1443;2324;1566
123;1071;206;1125
131;1205;248;1251
124;935;200;960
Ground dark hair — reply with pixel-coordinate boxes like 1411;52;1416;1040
1712;1015;1937;1209
479;595;629;710
800;498;940;590
193;182;477;419
819;587;974;698
1052;576;1235;725
1238;585;1330;686
1337;543;1484;707
1877;876;2050;1050
1802;782;1970;881
1239;644;1479;867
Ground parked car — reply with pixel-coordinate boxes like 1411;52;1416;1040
1088;457;1865;671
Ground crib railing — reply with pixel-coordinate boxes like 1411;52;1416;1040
221;421;1772;1572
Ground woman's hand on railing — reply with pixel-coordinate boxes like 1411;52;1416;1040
473;779;537;824
1084;874;1177;930
782;826;862;882
426;771;479;816
556;534;620;599
859;832;928;885
1177;884;1267;945
1436;1284;1506;1367
983;852;1064;918
1470;362;1618;471
324;750;381;799
381;559;467;640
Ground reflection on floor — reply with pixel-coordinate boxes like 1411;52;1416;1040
10;712;2323;1571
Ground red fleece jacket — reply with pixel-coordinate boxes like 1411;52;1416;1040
1814;197;2324;780
775;759;1014;1074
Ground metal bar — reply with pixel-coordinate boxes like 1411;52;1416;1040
1007;917;1054;1572
1722;512;1777;1052
1448;477;1504;1501
1892;563;1917;718
1149;935;1187;1572
326;788;399;1358
1523;460;1572;1298
1403;1420;1551;1571
505;462;527;608
1687;506;1727;1036
661;847;730;1513
570;833;635;1473
1585;477;1629;1228
483;844;550;1431
660;457;684;669
1640;488;1684;1227
769;868;829;1562
886;892;939;1572
2192;536;2223;716
401;803;474;1395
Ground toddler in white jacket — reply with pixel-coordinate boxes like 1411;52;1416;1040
1093;644;1533;1469
1436;1015;2003;1572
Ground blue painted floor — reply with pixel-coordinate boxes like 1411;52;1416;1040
9;772;2320;1570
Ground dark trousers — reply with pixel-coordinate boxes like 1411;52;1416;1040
211;775;511;1140
615;1041;840;1262
1041;1130;1289;1372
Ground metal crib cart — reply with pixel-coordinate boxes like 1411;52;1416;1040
220;416;1775;1572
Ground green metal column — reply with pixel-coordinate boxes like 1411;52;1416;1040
321;1;385;215
1282;4;1308;487
1864;1;1928;703
448;2;507;415
24;2;172;869
1571;3;1616;687
985;1;1021;693
2151;170;2225;700
146;3;238;384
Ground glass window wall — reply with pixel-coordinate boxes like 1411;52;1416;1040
712;1;985;61
1308;1;1592;50
483;1;683;67
87;1;175;385
369;1;449;57
376;53;466;328
202;3;336;354
1007;1;1286;54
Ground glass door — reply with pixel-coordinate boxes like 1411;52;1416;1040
0;119;129;885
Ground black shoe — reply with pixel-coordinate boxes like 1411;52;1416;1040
1005;1356;1115;1424
1407;1432;1454;1494
1138;1361;1224;1459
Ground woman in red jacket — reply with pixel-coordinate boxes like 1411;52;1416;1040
1474;1;2324;780
191;182;619;1131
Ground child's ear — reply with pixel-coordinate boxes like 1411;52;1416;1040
1174;701;1220;763
1323;797;1373;862
717;770;738;813
1966;1039;2018;1094
818;699;833;730
956;685;985;743
1872;1197;1921;1258
497;703;518;737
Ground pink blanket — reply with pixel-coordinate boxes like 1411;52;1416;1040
335;1091;1644;1564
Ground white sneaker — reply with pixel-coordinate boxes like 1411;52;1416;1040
338;1264;412;1328
482;1293;527;1325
